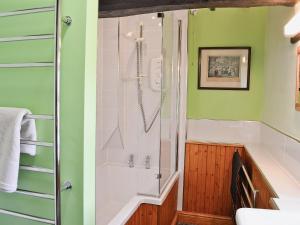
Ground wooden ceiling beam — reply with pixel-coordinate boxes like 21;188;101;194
99;0;297;18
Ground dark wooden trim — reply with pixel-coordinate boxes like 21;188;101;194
291;33;300;44
99;0;296;18
177;211;234;225
198;47;251;91
171;212;178;225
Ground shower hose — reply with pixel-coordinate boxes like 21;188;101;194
136;36;162;133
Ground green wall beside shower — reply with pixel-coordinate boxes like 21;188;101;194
0;0;98;225
187;8;268;120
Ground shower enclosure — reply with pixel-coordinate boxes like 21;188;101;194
96;11;182;225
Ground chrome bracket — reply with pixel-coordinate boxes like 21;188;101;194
62;16;72;26
61;180;72;191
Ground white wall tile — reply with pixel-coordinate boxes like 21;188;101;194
187;119;261;144
187;119;300;184
283;137;300;182
261;123;286;164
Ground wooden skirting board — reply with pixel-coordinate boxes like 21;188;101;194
175;211;233;225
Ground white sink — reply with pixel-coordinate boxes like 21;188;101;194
236;208;300;225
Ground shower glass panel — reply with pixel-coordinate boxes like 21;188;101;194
96;13;180;224
119;14;163;197
159;12;180;193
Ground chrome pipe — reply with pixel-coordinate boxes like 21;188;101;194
20;165;54;174
0;6;55;17
0;34;54;43
241;181;254;208
54;0;62;224
16;189;55;200
175;19;182;171
0;63;54;68
20;140;54;147
241;165;259;207
0;209;55;224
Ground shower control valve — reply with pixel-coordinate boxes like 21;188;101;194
128;154;135;168
145;155;151;169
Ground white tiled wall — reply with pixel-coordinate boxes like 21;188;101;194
96;11;188;224
260;123;300;183
187;119;262;144
187;119;300;183
96;14;164;170
96;15;165;218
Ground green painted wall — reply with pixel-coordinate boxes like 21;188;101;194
187;8;268;120
0;0;97;225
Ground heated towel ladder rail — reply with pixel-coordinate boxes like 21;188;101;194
0;1;72;225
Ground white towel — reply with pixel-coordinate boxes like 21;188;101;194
0;107;37;192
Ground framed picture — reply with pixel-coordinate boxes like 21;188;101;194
295;47;300;111
198;47;251;90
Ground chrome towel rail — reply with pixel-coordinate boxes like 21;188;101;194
20;140;54;148
0;209;54;224
24;114;54;120
20;165;54;174
0;6;55;17
0;34;54;43
16;189;54;200
240;165;259;208
0;0;65;224
0;63;54;68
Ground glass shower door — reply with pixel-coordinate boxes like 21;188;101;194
159;12;180;193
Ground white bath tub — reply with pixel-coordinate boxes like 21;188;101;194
96;162;178;225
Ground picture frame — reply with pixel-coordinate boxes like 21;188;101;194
295;47;300;111
198;47;251;90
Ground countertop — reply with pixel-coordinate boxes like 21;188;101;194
244;144;300;201
237;144;300;225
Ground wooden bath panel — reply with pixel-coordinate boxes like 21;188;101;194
125;180;178;225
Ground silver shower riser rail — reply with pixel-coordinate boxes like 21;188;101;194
0;6;55;17
0;209;55;224
0;34;54;43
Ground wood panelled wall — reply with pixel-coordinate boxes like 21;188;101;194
183;142;278;217
183;142;244;216
126;181;178;225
